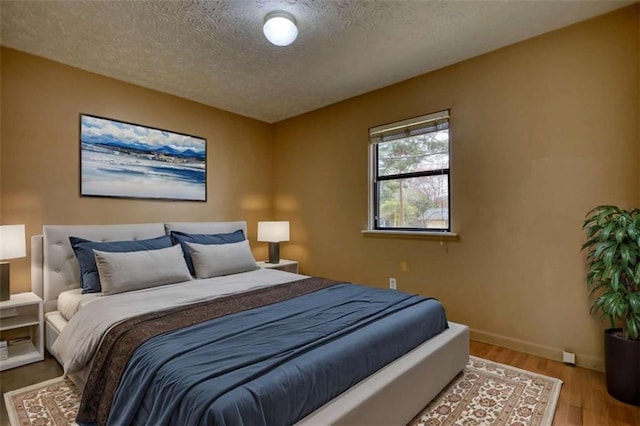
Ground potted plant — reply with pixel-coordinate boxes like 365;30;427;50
582;205;640;406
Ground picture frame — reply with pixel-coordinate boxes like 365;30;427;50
79;114;207;201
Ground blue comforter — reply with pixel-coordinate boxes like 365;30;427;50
107;283;447;425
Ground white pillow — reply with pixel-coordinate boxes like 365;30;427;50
94;244;192;295
186;240;258;279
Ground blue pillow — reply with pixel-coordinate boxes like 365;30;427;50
70;235;173;293
170;230;246;275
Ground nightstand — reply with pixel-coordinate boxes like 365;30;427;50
256;259;299;274
0;292;44;371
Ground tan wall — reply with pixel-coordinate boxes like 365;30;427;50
273;6;640;370
0;48;274;292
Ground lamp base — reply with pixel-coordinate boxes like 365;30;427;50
267;242;281;264
0;262;10;301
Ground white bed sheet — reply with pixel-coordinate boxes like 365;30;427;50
57;289;101;321
52;268;307;375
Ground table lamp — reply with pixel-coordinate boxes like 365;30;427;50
257;221;290;264
0;225;26;301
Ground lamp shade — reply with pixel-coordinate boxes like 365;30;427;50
263;11;298;46
257;221;290;242
0;224;26;260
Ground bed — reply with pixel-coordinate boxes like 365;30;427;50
30;221;469;425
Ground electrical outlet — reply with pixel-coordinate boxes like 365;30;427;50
562;351;576;365
389;277;397;290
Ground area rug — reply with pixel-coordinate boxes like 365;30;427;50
3;377;79;426
4;356;562;426
409;356;563;426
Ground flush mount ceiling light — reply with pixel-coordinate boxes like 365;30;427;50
263;11;298;47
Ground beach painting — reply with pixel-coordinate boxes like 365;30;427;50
80;115;206;201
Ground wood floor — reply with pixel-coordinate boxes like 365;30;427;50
0;342;638;425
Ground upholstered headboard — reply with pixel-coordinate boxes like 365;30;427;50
31;221;248;313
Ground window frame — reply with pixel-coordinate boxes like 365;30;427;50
369;110;451;233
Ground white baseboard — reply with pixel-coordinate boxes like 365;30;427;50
470;328;604;372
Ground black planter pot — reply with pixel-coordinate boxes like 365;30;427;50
604;329;640;406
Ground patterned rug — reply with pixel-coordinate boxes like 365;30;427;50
409;356;563;426
4;377;79;426
4;356;562;426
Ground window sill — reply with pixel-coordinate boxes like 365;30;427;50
361;230;459;241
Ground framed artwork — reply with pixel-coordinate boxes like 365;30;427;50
80;114;206;201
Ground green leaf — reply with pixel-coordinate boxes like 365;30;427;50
627;247;638;267
618;214;628;228
599;291;627;318
581;237;599;251
628;223;638;240
585;205;604;219
603;265;613;280
625;316;639;340
611;271;620;291
633;213;640;233
590;297;605;315
586;249;599;261
595;206;619;222
600;292;615;312
594;241;614;262
600;221;617;242
628;292;640;313
620;244;631;267
603;245;618;267
623;266;635;283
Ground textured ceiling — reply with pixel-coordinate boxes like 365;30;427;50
0;0;634;123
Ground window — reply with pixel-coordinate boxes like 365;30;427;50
369;110;450;232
